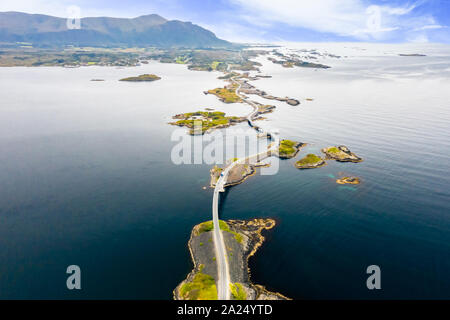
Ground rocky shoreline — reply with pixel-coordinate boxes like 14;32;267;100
238;79;300;106
336;177;361;184
209;161;270;189
173;219;290;300
322;145;363;162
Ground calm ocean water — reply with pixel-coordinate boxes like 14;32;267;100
0;43;449;299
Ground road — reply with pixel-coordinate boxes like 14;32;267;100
212;72;279;300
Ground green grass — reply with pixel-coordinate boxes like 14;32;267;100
230;283;247;300
174;111;239;133
196;220;242;243
180;272;218;300
232;231;243;243
197;220;229;235
207;84;241;103
327;147;340;154
175;56;188;64
211;61;221;70
296;154;322;165
278;139;297;156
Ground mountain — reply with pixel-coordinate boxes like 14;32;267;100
0;12;231;48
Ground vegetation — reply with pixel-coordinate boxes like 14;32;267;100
196;220;243;243
327;147;340;154
230;283;247;300
207;84;242;103
171;111;243;134
296;154;322;165
278;139;298;156
175;56;189;64
179;271;218;300
197;220;229;235
119;74;161;82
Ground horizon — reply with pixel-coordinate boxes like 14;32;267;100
0;0;449;44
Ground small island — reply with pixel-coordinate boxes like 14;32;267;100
119;74;161;82
275;139;305;159
209;160;269;188
322;146;363;162
238;80;300;106
294;154;327;169
205;83;242;103
169;111;246;135
336;177;361;184
399;53;426;57
173;219;289;300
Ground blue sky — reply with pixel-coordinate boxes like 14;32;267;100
1;0;449;43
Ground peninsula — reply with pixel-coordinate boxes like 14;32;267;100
173;219;289;300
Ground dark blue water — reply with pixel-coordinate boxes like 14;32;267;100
0;47;449;299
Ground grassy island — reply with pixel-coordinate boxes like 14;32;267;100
206;84;242;103
170;111;245;135
277;139;303;159
119;74;161;82
295;154;327;169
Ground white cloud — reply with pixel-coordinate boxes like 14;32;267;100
230;0;429;40
413;24;445;31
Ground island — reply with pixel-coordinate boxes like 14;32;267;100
336;177;361;184
209;160;269;188
205;84;242;103
295;154;327;169
268;55;330;69
399;54;426;57
238;80;300;106
322;146;363;162
169;111;246;135
173;219;289;300
275;139;305;159
119;74;161;82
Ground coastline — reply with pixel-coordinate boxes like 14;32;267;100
173;219;290;300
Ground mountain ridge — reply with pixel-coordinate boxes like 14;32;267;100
0;11;231;48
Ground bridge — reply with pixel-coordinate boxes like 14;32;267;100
211;75;279;300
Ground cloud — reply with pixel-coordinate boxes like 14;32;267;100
413;24;445;30
229;0;433;40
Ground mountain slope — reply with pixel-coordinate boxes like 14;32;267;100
0;11;230;48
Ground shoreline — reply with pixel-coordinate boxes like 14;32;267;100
173;219;290;300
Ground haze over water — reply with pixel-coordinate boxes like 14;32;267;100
0;43;449;299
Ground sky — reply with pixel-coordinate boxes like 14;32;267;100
0;0;449;43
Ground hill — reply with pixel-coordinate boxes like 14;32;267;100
0;11;231;48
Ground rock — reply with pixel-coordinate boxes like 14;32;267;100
336;177;361;184
322;145;363;163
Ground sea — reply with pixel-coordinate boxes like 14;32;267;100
0;42;449;299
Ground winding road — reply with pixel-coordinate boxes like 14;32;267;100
212;73;280;300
